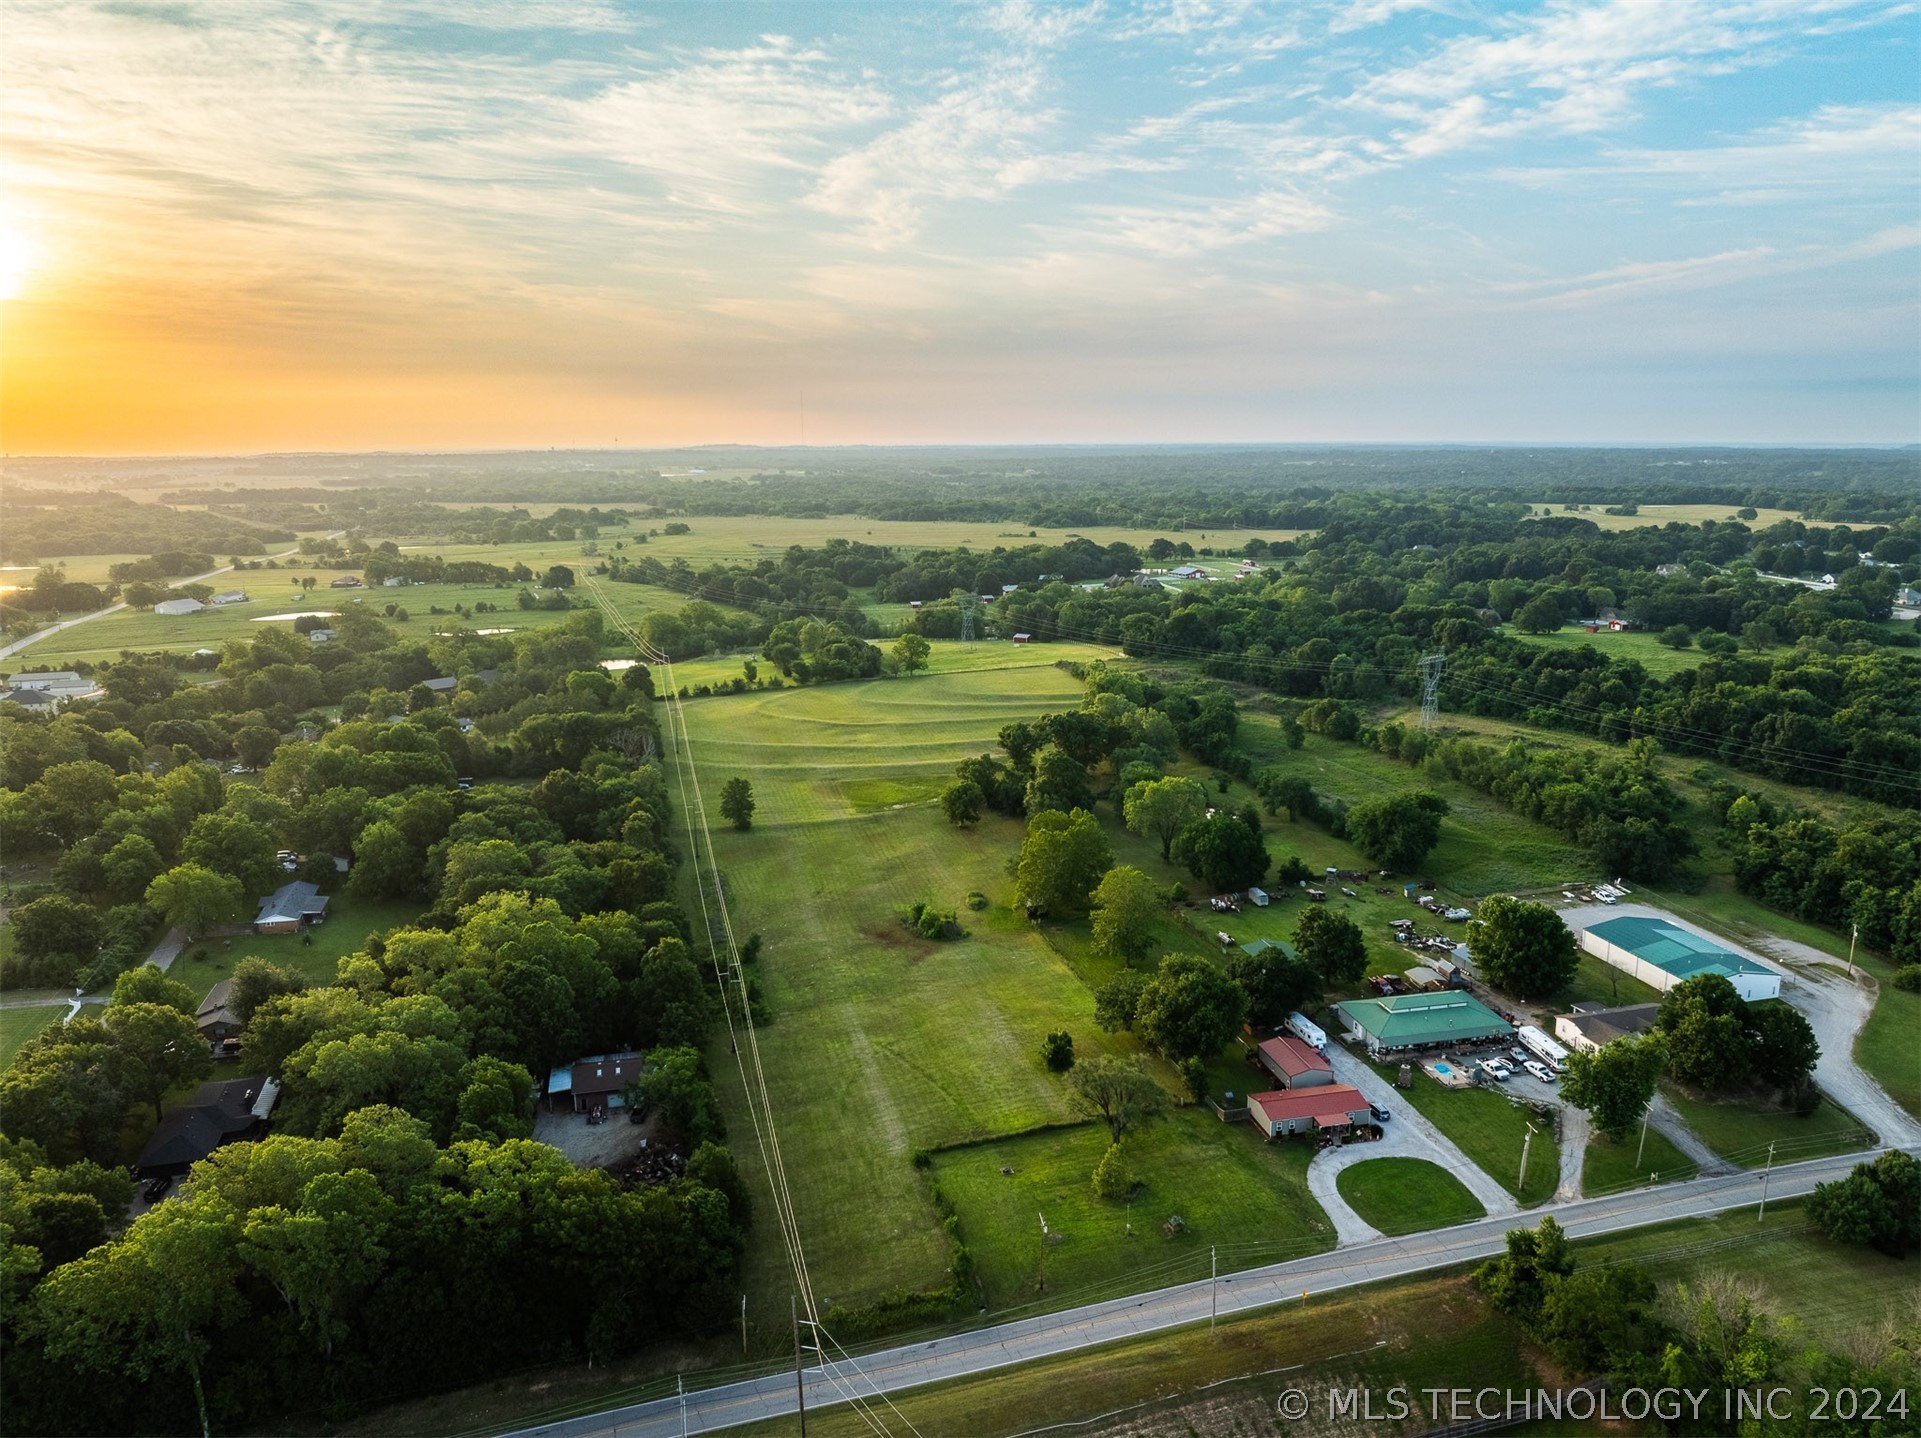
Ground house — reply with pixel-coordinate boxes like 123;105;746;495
211;590;249;606
1001;584;1020;594
1246;1084;1373;1139
195;979;242;1043
1578;916;1781;1001
254;880;330;933
1254;1034;1334;1089
135;1076;280;1178
1821;573;1837;586
153;597;205;616
559;1052;645;1113
419;675;458;693
1;687;58;710
307;628;337;644
1169;564;1207;580
1896;587;1921;607
1655;563;1686;578
329;575;363;589
1130;574;1163;590
1554;1003;1661;1055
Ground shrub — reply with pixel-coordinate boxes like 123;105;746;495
965;891;988;911
1091;1142;1134;1199
1893;966;1921;993
1040;1030;1075;1072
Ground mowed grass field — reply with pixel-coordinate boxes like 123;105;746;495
0;1004;64;1070
1506;624;1709;679
1336;1158;1484;1235
1520;503;1819;532
667;659;1153;1314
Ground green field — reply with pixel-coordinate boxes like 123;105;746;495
931;1115;1330;1310
668;661;1153;1316
1336;1158;1485;1235
1520;502;1818;532
0;1003;64;1070
1659;1083;1873;1168
1581;1128;1694;1196
1557;953;1664;1012
1389;1074;1561;1205
1506;624;1709;678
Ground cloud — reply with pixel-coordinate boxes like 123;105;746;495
1082;187;1333;255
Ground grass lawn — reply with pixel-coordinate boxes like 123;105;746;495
1335;1158;1485;1235
1505;625;1708;679
667;662;1149;1316
0;1004;65;1070
1389;1071;1561;1206
659;637;1120;694
1581;1127;1695;1196
932;1113;1331;1311
1659;1083;1873;1168
1556;953;1664;1012
1856;978;1921;1121
162;896;423;1004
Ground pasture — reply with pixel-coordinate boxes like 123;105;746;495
1520;503;1819;532
667;659;1157;1312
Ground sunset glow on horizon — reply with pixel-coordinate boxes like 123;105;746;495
1;1;1916;455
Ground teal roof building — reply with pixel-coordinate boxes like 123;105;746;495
1334;991;1513;1057
1579;915;1781;1002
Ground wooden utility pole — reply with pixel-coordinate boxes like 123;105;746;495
1210;1245;1218;1330
1637;1099;1651;1168
792;1296;807;1438
1758;1142;1777;1223
1519;1124;1536;1194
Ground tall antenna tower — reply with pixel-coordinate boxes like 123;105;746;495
959;593;978;643
1418;652;1446;728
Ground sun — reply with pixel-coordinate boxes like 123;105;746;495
0;223;38;301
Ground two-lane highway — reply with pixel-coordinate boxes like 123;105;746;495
510;1147;1896;1438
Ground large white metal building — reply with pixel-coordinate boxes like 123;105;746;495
1579;915;1783;1002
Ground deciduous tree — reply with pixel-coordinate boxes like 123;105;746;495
719;777;755;832
144;865;243;941
1013;808;1111;915
1134;953;1246;1063
1122;776;1207;861
1341;792;1449;873
1065;1055;1166;1142
1089;866;1163;964
1293;906;1368;986
1466;896;1577;1000
1560;1034;1666;1142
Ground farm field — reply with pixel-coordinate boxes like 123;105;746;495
1387;1074;1561;1206
666;660;1150;1315
659;637;1116;694
1336;1158;1484;1235
1659;1083;1873;1168
1505;624;1709;679
930;1114;1330;1311
1521;503;1815;532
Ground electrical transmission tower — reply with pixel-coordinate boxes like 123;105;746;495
1418;652;1446;728
959;593;978;643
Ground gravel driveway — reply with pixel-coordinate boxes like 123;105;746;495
1558;900;1921;1150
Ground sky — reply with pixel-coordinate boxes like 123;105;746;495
1;0;1916;453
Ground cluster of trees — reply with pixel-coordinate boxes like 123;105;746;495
1718;792;1921;965
4;1108;747;1437
1652;975;1821;1111
1475;1213;1921;1427
1466;898;1579;1000
1807;1150;1920;1257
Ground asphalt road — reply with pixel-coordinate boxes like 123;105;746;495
508;1147;1899;1438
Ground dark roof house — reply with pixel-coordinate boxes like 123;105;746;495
195;979;241;1042
565;1052;646;1112
254;880;330;933
136;1076;280;1177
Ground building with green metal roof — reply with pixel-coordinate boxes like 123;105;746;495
1579;915;1781;1002
1333;991;1513;1058
1239;937;1299;962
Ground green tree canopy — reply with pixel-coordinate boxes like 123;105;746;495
719;777;755;832
1013;808;1112;915
1064;1055;1166;1142
144;865;244;941
1559;1033;1666;1143
1134;953;1246;1063
1089;866;1163;964
1293;906;1368;986
1170;813;1268;893
1122;776;1208;862
1466;896;1577;1000
1341;792;1449;873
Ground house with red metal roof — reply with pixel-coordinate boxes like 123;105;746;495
1254;1034;1335;1089
1246;1084;1374;1139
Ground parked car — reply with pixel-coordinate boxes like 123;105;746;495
142;1174;173;1203
1370;1104;1392;1122
1509;1046;1529;1064
1481;1058;1512;1082
1523;1059;1557;1084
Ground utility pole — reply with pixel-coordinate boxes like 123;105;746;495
1210;1245;1218;1330
1519;1124;1536;1195
741;1293;748;1356
1637;1098;1651;1168
1038;1210;1049;1292
792;1296;807;1438
1758;1142;1776;1223
677;1375;687;1438
1848;924;1858;980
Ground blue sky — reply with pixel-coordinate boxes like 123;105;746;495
3;0;1917;449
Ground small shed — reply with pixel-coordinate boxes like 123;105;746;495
1402;965;1445;992
1246;887;1270;907
154;598;205;616
1012;633;1031;644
